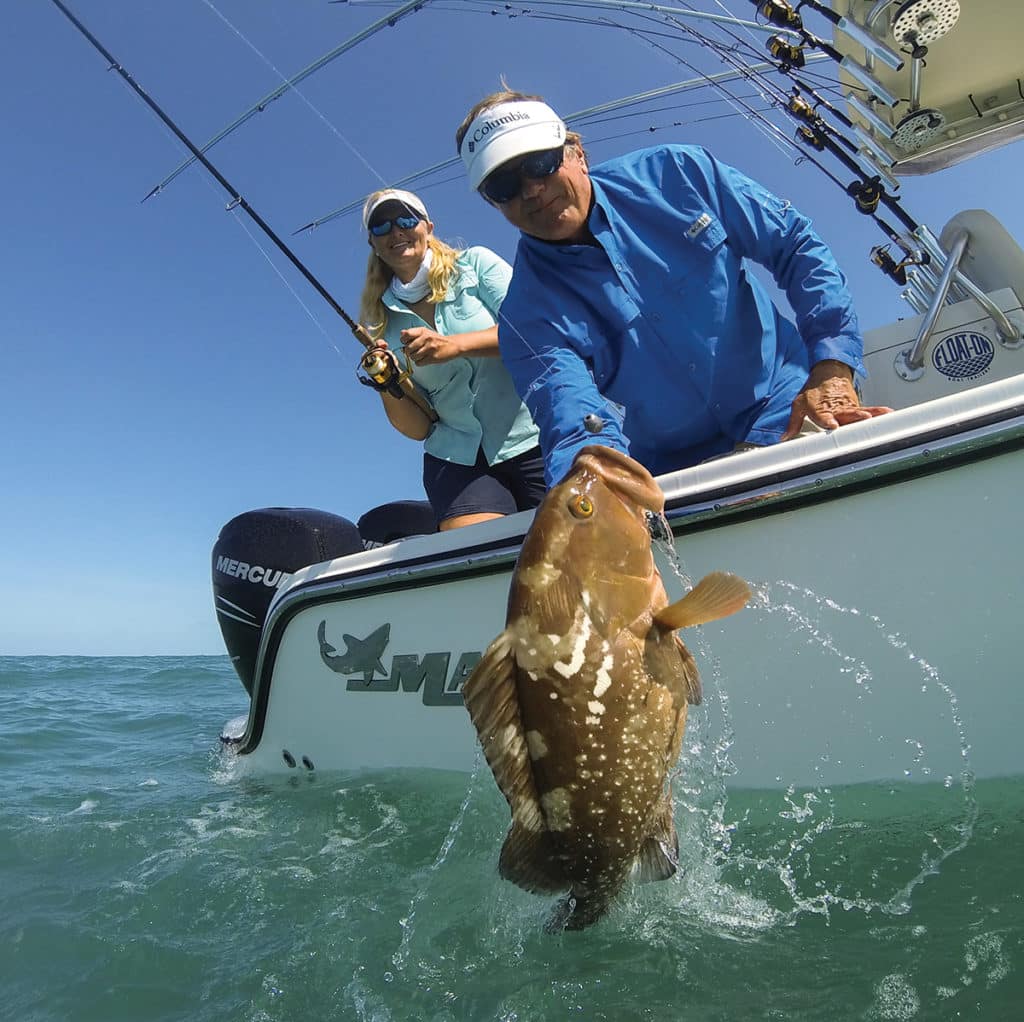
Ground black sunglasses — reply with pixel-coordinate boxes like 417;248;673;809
479;146;565;204
369;214;423;237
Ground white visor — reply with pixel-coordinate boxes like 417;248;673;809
459;100;567;191
361;189;429;231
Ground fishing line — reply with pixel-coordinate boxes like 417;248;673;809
615;11;805;162
197;0;560;402
672;2;921;241
701;0;764;52
584;105;775;147
149;0;435;197
227;211;346;358
147;104;345;358
581;90;766;124
199;0;390;187
644;9;874;198
199;0;611;399
49;0;439;419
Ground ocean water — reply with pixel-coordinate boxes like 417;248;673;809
2;656;1021;1021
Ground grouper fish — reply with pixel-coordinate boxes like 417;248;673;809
462;445;750;930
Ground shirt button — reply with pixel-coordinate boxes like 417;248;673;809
689;363;696;372
651;313;661;323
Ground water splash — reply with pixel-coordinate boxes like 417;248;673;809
390;748;485;975
649;538;978;928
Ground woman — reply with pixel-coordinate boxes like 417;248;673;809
358;188;546;530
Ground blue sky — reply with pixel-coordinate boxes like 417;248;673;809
4;0;1022;655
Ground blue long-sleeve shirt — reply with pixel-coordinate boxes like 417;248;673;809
498;145;865;485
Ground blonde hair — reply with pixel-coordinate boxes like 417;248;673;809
455;83;585;158
357;193;461;336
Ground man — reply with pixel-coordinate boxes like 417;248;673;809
455;90;890;485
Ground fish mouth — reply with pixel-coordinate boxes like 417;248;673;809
572;445;664;516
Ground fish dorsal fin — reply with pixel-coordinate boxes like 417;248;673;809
654;571;751;632
635;794;679;884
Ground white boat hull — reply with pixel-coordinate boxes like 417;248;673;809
227;375;1024;789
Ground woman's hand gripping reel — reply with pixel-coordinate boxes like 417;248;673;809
356;338;439;422
358;343;412;399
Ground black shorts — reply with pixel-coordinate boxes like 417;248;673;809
423;446;547;523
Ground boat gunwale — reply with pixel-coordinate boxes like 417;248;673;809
233;374;1024;757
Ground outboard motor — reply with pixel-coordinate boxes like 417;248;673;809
212;507;363;695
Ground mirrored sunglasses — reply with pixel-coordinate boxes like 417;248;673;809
368;214;423;237
479;146;565;204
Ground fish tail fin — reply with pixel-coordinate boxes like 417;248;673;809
543;889;616;933
654;571;751;631
636;795;680;883
499;822;566;894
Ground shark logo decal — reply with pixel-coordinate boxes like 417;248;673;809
317;620;480;707
317;621;390;683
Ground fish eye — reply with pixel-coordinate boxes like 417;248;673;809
569;495;594;519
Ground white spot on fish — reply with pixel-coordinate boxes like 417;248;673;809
541;788;573;831
586;715;601;725
588;700;606;715
526;731;548;760
517;560;563;589
593;652;614;698
550;692;558;700
554;609;595;678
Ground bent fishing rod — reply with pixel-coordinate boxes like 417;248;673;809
48;0;437;422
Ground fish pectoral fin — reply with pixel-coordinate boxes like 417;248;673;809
499;822;566;894
654;571;751;631
462;631;545;822
635;796;679;884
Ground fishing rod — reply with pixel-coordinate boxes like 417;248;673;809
48;0;438;422
145;0;434;200
652;4;923;249
295;54;829;232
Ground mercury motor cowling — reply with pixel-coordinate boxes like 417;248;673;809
212;507;363;695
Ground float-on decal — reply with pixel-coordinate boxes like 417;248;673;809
932;330;994;382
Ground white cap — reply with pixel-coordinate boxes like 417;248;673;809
361;189;429;231
459;100;567;190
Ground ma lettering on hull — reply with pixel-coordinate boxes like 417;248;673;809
317;620;479;707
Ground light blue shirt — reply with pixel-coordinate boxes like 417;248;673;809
379;246;540;466
499;145;865;485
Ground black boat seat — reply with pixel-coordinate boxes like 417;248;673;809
358;500;437;546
